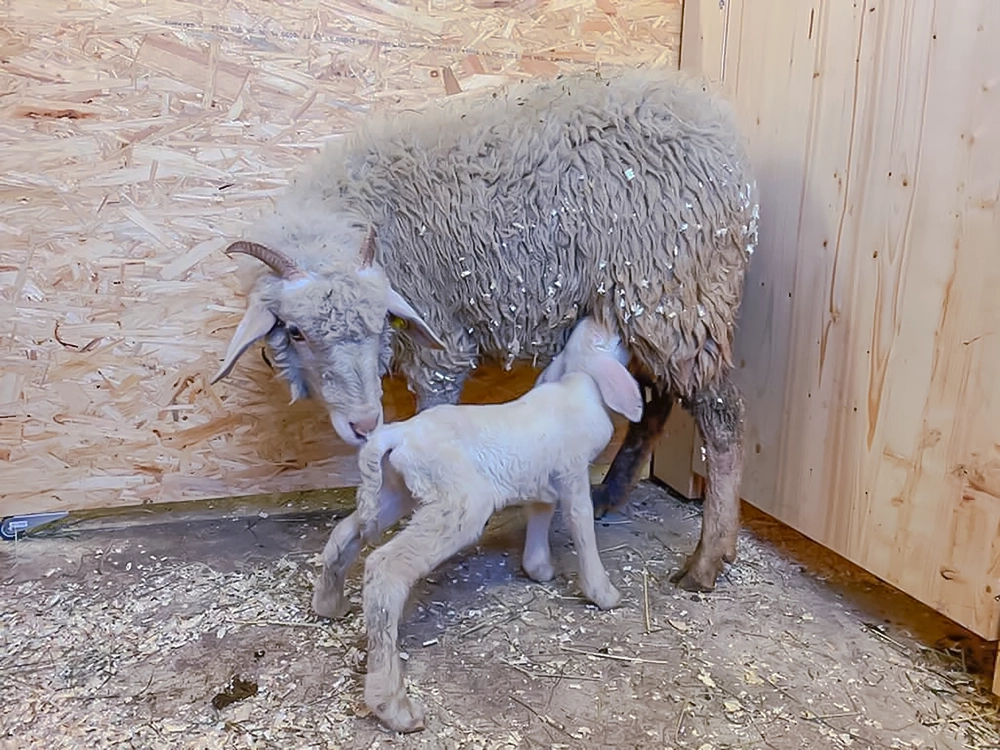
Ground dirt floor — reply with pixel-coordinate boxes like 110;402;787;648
2;482;998;750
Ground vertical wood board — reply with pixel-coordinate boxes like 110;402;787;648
656;0;1000;641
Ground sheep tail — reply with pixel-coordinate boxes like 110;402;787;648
355;430;396;544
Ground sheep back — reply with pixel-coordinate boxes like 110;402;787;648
282;68;758;398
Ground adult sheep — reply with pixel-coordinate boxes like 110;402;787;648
211;68;759;592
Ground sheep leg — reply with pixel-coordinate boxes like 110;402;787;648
407;359;469;413
671;377;745;592
363;500;492;733
521;502;556;583
592;387;674;517
561;474;621;610
312;483;413;619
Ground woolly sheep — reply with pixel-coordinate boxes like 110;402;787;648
311;316;644;732
211;68;759;592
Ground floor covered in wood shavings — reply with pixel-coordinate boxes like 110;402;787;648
2;483;997;750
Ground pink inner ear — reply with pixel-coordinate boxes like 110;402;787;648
588;356;644;422
385;287;447;349
211;302;278;384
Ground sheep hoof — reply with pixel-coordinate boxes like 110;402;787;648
590;483;625;518
587;582;621;610
670;557;722;592
522;559;555;583
371;694;425;733
311;585;350;619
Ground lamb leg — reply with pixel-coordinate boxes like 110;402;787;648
363;498;491;733
521;502;556;583
562;473;620;610
312;474;414;620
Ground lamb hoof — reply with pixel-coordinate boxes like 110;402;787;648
359;517;380;544
311;585;350;619
587;582;621;611
522;558;555;583
670;557;723;592
371;694;425;734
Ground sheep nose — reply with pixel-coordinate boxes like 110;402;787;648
350;415;379;440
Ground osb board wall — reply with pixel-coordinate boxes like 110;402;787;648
0;0;683;516
657;0;1000;641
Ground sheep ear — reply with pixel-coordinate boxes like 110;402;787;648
536;352;567;385
386;287;447;350
585;356;644;422
210;300;278;384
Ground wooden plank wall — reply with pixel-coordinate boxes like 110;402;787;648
0;0;682;517
658;0;1000;644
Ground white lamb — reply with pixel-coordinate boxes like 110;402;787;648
311;316;644;733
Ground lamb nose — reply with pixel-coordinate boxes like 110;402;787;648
350;416;379;439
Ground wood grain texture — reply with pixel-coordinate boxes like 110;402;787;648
0;0;681;517
995;650;1000;699
655;0;1000;642
650;406;698;498
678;0;728;84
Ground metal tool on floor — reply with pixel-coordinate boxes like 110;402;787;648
0;512;69;541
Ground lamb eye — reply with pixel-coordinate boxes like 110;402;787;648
286;324;305;342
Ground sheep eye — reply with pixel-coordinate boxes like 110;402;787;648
286;324;305;342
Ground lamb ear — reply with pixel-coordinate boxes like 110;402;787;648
386;287;447;350
584;355;644;422
210;300;278;384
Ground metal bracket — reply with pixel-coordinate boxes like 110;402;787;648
0;512;69;541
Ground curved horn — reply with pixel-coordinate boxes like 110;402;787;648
225;241;303;279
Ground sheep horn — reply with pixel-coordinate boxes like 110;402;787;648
225;241;303;279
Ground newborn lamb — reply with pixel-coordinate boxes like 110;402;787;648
311;316;644;732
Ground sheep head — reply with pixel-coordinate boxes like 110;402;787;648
535;317;644;423
211;228;446;446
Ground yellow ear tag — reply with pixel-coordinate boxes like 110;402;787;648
390;316;408;330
